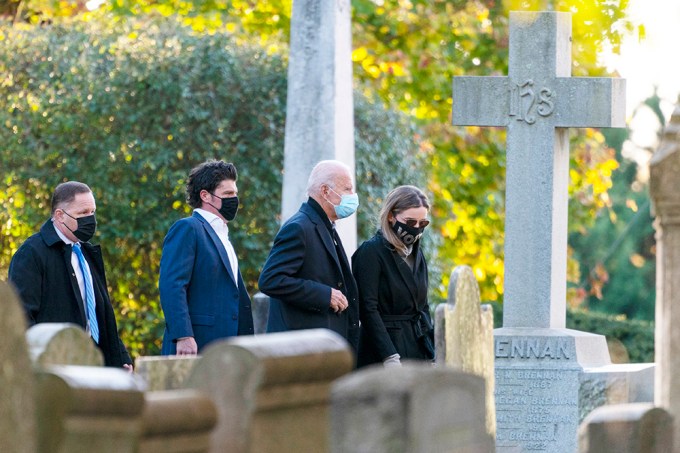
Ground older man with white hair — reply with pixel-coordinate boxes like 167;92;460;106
259;160;360;352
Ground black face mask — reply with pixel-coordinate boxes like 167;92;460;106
209;194;239;221
391;220;424;245
63;211;97;243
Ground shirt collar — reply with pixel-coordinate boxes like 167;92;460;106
52;219;76;245
195;208;229;233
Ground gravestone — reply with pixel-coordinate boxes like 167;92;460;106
650;96;680;446
434;265;496;437
135;355;200;391
252;291;270;334
26;322;104;367
330;363;494;453
282;0;357;253
578;403;673;453
452;11;625;452
183;328;353;453
35;364;146;453
139;389;217;453
0;280;36;453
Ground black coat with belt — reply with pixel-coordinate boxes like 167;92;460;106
258;200;360;351
8;220;132;367
352;230;433;367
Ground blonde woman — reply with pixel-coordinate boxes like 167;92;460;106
352;185;434;367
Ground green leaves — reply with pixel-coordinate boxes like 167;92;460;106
0;18;424;357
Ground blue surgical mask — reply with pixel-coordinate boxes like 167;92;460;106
328;188;359;219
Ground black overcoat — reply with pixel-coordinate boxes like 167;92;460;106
258;201;360;351
8;220;132;367
352;230;433;367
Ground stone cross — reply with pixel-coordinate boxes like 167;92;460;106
282;0;357;253
452;11;625;329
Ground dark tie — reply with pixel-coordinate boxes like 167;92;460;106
72;243;100;343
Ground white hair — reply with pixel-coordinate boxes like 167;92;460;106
305;160;351;197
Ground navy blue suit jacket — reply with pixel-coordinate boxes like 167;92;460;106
258;202;359;351
159;212;253;354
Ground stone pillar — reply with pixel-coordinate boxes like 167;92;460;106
650;97;680;446
282;0;356;254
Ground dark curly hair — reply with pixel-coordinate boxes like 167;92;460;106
186;160;238;208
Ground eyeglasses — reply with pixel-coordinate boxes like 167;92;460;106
396;217;430;229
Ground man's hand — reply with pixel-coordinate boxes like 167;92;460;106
123;363;134;373
176;337;198;355
329;288;349;313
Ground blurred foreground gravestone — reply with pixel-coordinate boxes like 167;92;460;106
26;322;103;367
0;280;36;453
35;365;146;453
330;363;494;453
578;403;673;453
183;328;353;453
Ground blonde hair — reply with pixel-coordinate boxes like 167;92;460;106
379;185;430;255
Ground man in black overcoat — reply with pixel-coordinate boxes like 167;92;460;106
258;160;360;352
8;181;132;368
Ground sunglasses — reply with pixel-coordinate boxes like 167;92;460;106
397;217;430;229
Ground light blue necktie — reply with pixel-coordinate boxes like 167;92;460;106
72;243;100;343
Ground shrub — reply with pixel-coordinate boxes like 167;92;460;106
0;17;426;357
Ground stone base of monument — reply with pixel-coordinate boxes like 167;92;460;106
494;327;611;453
580;363;655;421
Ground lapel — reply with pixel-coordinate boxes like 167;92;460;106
42;221;88;324
193;212;237;285
384;234;419;303
301;203;343;271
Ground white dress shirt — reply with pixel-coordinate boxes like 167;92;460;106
194;208;239;286
53;220;94;335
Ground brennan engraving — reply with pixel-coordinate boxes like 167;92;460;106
495;339;571;359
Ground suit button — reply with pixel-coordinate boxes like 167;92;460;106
232;315;238;320
338;282;343;288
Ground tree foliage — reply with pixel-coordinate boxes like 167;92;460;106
0;18;425;356
113;0;632;303
99;0;634;302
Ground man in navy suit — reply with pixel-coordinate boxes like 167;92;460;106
159;160;253;355
258;160;360;351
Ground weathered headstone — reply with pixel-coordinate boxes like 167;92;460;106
139;389;217;453
183;328;353;453
330;363;494;453
0;280;36;453
252;291;270;334
135;355;200;391
578;403;673;453
26;323;104;367
35;365;146;453
282;0;357;253
452;11;626;452
650;96;680;447
434;265;496;437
